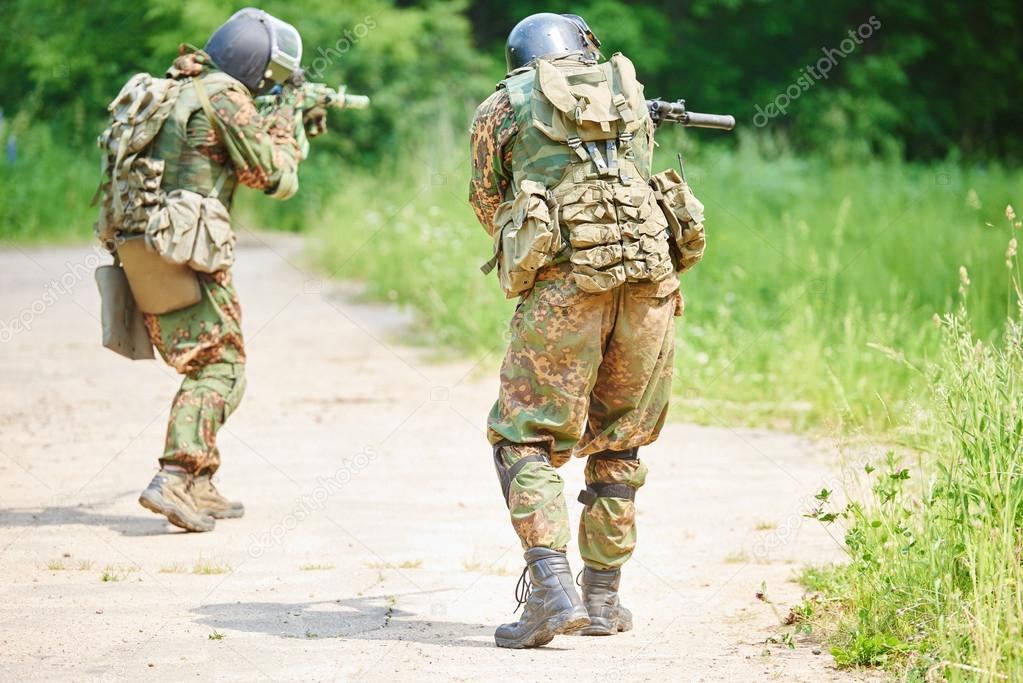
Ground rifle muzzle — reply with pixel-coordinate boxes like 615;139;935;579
683;112;736;130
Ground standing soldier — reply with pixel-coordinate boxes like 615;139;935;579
95;9;330;532
469;13;707;648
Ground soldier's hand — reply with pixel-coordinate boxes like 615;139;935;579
303;105;328;138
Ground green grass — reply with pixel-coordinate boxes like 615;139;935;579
309;130;1021;435
800;210;1023;680
0;126;97;244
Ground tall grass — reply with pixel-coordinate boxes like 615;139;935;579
0;125;97;243
308;124;1021;433
802;207;1023;680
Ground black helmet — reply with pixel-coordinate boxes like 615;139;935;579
561;14;602;50
505;13;597;73
204;8;302;95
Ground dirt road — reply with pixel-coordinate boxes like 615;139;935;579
0;234;878;682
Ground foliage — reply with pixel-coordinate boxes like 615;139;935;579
310;125;1022;433
2;1;1022;162
802;206;1023;679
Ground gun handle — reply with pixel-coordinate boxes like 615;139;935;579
684;112;736;130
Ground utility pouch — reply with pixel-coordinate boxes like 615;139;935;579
143;75;236;274
144;187;235;274
117;234;202;314
649;169;706;273
481;179;562;298
95;263;155;360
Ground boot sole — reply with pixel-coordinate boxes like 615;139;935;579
577;614;633;636
495;609;590;649
204;507;245;520
139;490;215;532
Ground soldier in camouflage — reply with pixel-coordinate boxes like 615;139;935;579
469;13;704;648
129;10;325;532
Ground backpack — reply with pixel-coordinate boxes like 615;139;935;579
94;73;182;248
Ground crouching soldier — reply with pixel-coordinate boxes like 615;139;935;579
469;13;707;647
94;8;330;532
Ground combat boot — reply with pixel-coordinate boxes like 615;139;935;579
138;470;216;532
494;548;590;648
192;473;245;519
579;566;633;635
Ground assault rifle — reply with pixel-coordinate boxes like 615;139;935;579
647;99;734;131
256;70;371;112
298;82;370;111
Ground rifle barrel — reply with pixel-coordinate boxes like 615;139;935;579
683;111;735;130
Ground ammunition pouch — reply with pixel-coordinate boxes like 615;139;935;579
649;169;706;274
145;187;235;274
482;179;562;298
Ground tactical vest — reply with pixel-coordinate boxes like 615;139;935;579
149;71;242;206
501;53;673;293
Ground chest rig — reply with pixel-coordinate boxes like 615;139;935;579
504;53;673;292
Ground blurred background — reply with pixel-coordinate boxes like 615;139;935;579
1;0;1022;434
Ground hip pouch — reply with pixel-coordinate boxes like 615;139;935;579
481;179;563;298
116;233;202;315
94;262;156;360
649;169;706;274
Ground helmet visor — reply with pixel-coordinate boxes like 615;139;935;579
264;15;302;84
223;8;302;85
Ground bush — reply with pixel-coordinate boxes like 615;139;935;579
803;206;1023;680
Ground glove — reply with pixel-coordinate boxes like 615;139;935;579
303;105;328;138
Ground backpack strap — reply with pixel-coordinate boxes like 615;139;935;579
191;76;228;199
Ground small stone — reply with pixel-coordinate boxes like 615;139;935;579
812;648;821;655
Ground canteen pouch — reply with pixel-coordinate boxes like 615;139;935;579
117;234;202;315
649;169;706;274
95;263;155;360
482;179;563;298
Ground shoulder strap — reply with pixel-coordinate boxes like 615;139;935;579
191;76;228;199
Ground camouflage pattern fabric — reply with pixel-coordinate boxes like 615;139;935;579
470;55;699;570
486;264;680;567
579;456;649;569
144;271;245;474
150;46;304;205
468;88;516;237
128;48;306;474
498;444;571;552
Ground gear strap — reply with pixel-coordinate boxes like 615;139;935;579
191;76;228;199
493;440;551;506
578;483;636;506
591;447;639;460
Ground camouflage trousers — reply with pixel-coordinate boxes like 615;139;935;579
144;271;246;475
489;263;681;569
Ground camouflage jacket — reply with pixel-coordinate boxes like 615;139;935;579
468;87;517;237
151;46;304;206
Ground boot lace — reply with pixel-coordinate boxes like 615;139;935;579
513;565;532;613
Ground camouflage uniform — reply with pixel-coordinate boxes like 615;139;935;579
470;55;695;571
144;47;304;475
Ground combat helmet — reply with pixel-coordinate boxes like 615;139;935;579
505;13;601;73
204;8;302;95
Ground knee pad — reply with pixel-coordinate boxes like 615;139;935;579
578;448;645;507
492;440;552;506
